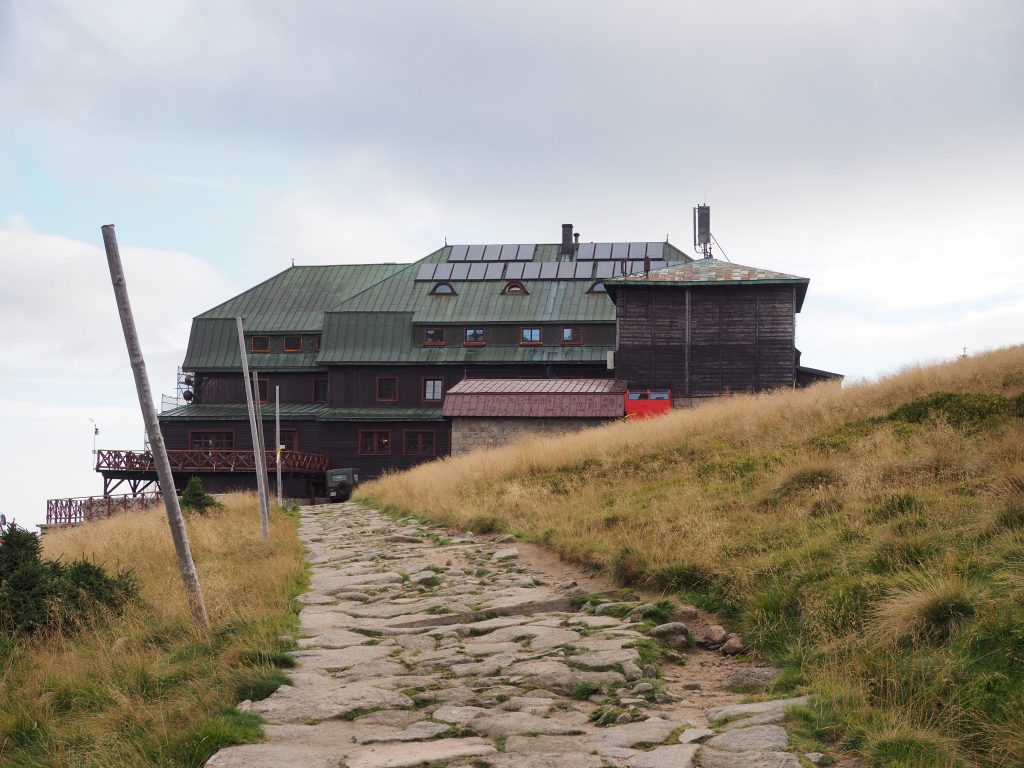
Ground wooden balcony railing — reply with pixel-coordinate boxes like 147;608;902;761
46;492;163;527
95;449;330;475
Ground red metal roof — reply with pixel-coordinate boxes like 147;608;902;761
443;378;626;418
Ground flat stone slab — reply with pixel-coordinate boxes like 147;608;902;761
678;727;715;743
593;717;687;749
431;704;489;724
706;696;809;723
297;629;375;649
239;682;412;724
697;749;802;768
492;548;519;561
571;647;640;669
469;711;586;737
481;754;607;768
205;744;341;767
509;659;625;695
345;737;496;768
290;644;394;671
705;725;788;752
356;720;450;744
628;744;700;768
726;667;781;691
719;710;787;731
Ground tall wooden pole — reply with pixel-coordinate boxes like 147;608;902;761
275;385;283;508
236;319;270;542
101;225;209;631
253;370;272;514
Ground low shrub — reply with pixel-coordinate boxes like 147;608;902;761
870;574;977;646
179;476;223;516
888;392;1010;429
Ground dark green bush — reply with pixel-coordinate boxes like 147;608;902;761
888;392;1010;429
0;525;137;637
179;476;222;516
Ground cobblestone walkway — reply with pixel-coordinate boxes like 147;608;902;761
205;503;822;768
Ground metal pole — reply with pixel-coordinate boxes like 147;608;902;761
235;318;270;542
253;370;272;515
275;385;283;508
101;225;209;631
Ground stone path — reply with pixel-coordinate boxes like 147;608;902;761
205;503;829;768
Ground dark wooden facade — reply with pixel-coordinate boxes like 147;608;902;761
614;285;797;397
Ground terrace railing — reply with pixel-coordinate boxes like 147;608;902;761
46;492;163;527
95;448;329;475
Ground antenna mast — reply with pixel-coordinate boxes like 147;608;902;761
693;204;712;259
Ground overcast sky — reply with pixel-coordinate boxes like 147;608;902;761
2;0;1022;529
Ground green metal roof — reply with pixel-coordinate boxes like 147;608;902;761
197;264;407;332
160;403;444;422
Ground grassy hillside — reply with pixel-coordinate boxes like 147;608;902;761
362;345;1024;768
0;493;305;768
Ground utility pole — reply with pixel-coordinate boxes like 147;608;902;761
253;370;272;514
101;225;209;630
275;385;283;508
236;318;270;542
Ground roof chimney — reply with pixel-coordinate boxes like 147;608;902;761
560;224;574;256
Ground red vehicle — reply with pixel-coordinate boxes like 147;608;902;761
624;389;673;418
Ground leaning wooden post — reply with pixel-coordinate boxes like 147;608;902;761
235;319;270;542
275;386;283;508
101;225;210;631
253;370;273;514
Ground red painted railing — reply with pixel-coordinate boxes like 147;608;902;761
95;449;329;474
46;492;163;527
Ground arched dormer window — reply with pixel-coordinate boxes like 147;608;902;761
503;281;528;296
587;280;607;294
430;282;457;296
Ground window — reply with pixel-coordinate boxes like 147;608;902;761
190;431;234;450
520;327;542;345
404;430;436;456
275;430;299;452
283;335;303;352
376;377;398;402
561;326;583;345
465;328;485;345
430;282;457;295
359;430;391;455
256;378;269;403
314;335;321;353
423;327;446;346
588;281;607;293
503;281;528;295
313;378;328;404
423;378;444;402
250;336;271;353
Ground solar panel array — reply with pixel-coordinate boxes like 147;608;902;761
448;242;666;262
448;244;536;262
416;259;676;282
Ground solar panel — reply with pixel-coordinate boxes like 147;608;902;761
485;263;504;280
505;262;525;279
522;263;542;279
448;244;468;262
415;264;436;281
594;243;612;259
540;262;559;279
595;261;615;278
516;244;536;261
450;263;470;280
649;260;666;271
577;242;595;260
554;262;573;279
483;244;502;261
499;244;519;261
612;242;629;259
468;263;487;279
629;242;647;257
629;260;646;274
574;261;594;279
646;242;665;258
466;244;485;261
433;263;454;280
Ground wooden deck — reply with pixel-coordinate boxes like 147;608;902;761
45;491;163;527
95;448;330;475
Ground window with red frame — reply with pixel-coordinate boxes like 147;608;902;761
404;430;435;455
284;335;303;352
190;431;234;450
561;326;583;345
359;430;391;455
520;327;542;345
423;378;444;402
313;378;328;403
465;328;485;345
250;336;271;353
376;377;398;402
423;327;445;346
274;429;299;452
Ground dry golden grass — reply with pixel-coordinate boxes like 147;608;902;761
1;493;305;768
361;344;1024;767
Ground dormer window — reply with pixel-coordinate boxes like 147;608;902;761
250;336;271;353
423;327;446;346
588;281;607;293
283;335;303;352
503;281;528;295
430;282;457;296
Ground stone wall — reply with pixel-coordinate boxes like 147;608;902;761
450;417;612;455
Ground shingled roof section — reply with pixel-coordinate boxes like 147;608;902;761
442;378;626;418
604;258;810;311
